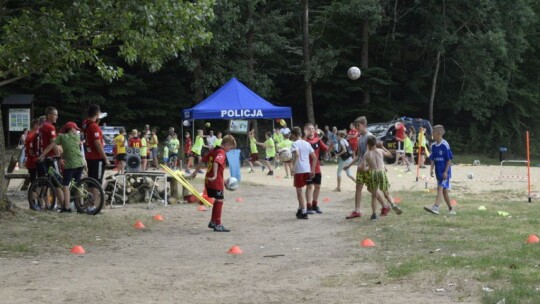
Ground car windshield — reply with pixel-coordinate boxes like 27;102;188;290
367;123;391;138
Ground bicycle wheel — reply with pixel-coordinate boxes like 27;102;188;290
72;177;105;215
27;177;57;211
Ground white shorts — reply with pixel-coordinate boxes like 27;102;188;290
396;141;404;153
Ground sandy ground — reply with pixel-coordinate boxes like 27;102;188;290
1;162;538;304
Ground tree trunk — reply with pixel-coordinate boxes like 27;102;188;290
246;3;255;84
361;19;370;104
429;51;441;126
0;106;12;211
302;0;315;124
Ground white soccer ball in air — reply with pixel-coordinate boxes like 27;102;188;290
468;173;474;179
347;66;361;80
183;120;191;127
278;148;293;162
225;177;239;191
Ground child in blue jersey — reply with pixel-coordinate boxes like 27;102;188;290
424;125;455;215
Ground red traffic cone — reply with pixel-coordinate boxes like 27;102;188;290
323;197;331;203
70;245;85;254
450;199;458;206
393;197;402;203
133;220;145;229
197;205;206;212
227;245;243;255
235;197;244;202
153;214;164;221
14;162;20;171
526;234;540;243
360;239;376;247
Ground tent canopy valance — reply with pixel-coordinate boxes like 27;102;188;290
182;77;292;120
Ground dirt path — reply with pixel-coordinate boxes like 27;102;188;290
2;163;537;303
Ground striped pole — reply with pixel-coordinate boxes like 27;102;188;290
526;131;531;203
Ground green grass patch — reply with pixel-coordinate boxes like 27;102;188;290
344;190;540;303
0;208;146;257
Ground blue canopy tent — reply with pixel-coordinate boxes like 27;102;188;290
182;77;292;120
181;77;293;181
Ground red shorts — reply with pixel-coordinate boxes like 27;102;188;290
249;153;259;162
294;173;311;188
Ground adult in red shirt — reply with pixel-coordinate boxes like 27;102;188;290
394;119;406;165
82;104;110;185
191;135;237;232
37;106;61;178
347;122;359;157
304;123;328;214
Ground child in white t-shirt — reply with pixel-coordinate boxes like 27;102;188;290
290;126;317;219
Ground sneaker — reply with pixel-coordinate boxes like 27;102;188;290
86;207;97;214
312;205;323;214
196;169;204;174
391;204;403;215
380;206;391;216
370;213;378;221
296;209;302;218
297;212;308;220
346;211;361;219
448;209;457;215
30;203;42;211
306;209;315;214
424;205;439;215
185;169;191;174
208;222;216;229
213;224;230;232
267;170;273;176
59;208;72;213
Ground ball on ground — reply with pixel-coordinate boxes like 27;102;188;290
347;66;361;80
225;177;239;191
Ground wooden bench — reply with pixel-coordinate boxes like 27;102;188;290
4;172;31;190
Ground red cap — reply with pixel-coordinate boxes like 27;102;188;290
63;121;81;132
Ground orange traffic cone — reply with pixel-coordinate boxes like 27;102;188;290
70;245;85;254
14;162;20;171
360;239;376;247
323;197;331;203
133;220;145;229
526;234;540;243
235;197;244;202
394;197;402;203
450;199;458;206
153;214;164;221
197;205;206;212
227;245;243;255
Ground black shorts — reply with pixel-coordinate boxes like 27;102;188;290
265;157;275;162
405;153;412;158
206;188;224;200
37;158;62;187
141;155;147;160
185;152;193;158
87;159;106;183
170;153;178;159
28;168;38;183
63;167;83;186
116;153;126;161
307;173;322;185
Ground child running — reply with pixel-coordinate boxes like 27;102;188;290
192;135;237;232
247;129;264;173
362;136;403;220
424;125;455;215
276;133;293;178
290;127;317;219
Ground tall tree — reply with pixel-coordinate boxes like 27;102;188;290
0;0;215;211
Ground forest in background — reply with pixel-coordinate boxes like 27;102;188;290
1;0;539;158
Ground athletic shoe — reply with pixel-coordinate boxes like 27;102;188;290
306;209;315;214
448;209;457;215
267;171;274;176
297;212;308;220
424;205;439;215
380;206;391;216
196;169;204;174
208;222;216;229
86;207;97;214
346;211;361;219
370;213;378;221
391;204;403;215
213;224;230;232
312;205;323;214
59;208;72;213
185;169;191;174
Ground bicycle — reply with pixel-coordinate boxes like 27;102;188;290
27;158;105;215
